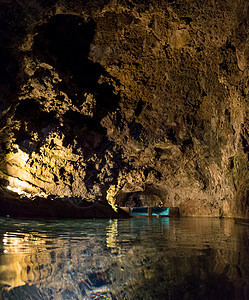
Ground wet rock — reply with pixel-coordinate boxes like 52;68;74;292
0;0;249;218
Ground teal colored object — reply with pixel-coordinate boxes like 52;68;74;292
130;208;148;216
152;207;169;216
129;207;169;216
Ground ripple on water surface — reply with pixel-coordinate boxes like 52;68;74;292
0;217;249;299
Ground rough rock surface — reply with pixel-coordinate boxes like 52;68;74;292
0;0;249;218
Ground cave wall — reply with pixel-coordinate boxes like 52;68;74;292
0;0;249;217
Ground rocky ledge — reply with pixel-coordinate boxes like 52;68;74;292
0;0;249;218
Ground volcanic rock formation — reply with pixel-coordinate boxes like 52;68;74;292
0;0;249;218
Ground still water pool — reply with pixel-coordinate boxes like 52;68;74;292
0;217;248;300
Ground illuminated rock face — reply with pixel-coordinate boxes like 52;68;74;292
0;0;249;218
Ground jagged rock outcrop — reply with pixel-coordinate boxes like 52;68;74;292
1;0;249;218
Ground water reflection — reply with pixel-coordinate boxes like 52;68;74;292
106;219;118;253
0;218;248;299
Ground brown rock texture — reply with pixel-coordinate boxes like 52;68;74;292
0;0;249;218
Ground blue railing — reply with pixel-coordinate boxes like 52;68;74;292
129;207;169;217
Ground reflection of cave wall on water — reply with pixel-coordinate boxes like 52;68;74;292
0;218;247;299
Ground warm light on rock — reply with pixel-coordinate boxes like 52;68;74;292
0;0;248;219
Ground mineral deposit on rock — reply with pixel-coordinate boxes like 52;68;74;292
0;0;249;218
